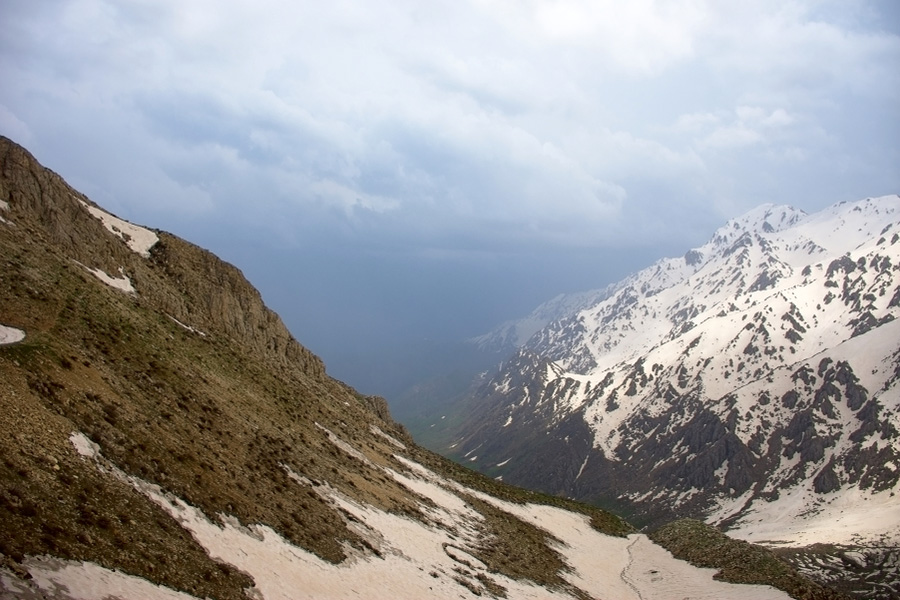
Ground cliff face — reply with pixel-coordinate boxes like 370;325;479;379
0;137;324;378
0;135;390;598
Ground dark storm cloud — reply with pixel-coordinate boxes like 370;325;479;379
1;0;898;393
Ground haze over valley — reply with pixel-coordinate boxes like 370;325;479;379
1;1;899;598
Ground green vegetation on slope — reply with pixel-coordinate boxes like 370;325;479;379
649;519;850;600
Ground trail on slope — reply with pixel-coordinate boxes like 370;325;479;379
621;536;646;600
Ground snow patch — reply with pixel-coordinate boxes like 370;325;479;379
0;324;25;345
575;455;590;480
168;315;207;337
17;556;196;600
77;198;158;257
370;425;407;449
76;261;136;294
315;423;372;465
69;432;100;459
59;430;795;600
453;484;790;600
622;534;789;600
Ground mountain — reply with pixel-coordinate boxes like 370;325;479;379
470;289;613;357
0;135;849;599
440;197;900;598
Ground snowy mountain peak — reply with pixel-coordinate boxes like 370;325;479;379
710;203;807;249
450;195;900;564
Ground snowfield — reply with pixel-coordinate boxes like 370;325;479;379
22;431;794;600
724;485;900;547
77;198;158;258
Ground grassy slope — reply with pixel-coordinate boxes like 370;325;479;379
650;519;850;600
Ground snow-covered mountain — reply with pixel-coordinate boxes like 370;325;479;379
446;197;900;561
469;288;614;356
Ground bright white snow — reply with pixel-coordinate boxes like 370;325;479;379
475;195;900;549
370;424;407;449
725;485;900;547
82;264;136;294
168;315;207;337
0;324;25;345
77;198;158;257
454;483;789;600
40;430;794;600
70;432;100;459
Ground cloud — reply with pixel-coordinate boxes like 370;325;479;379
474;0;706;74
2;0;899;390
690;105;797;149
701;2;900;100
1;0;898;271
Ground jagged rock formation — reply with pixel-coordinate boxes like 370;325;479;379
437;198;900;598
446;198;900;549
0;135;843;599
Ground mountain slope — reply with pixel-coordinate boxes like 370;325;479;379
446;198;900;548
0;135;842;599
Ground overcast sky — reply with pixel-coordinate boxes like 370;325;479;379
2;0;898;395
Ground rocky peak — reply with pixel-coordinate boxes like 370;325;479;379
710;204;807;248
442;194;900;598
0;135;324;378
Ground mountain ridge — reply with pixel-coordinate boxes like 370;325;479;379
439;194;900;597
1;134;844;599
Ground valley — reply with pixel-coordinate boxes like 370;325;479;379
0;136;850;598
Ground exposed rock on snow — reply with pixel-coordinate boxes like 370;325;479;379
452;195;900;549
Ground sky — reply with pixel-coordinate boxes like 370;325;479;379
1;0;898;397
